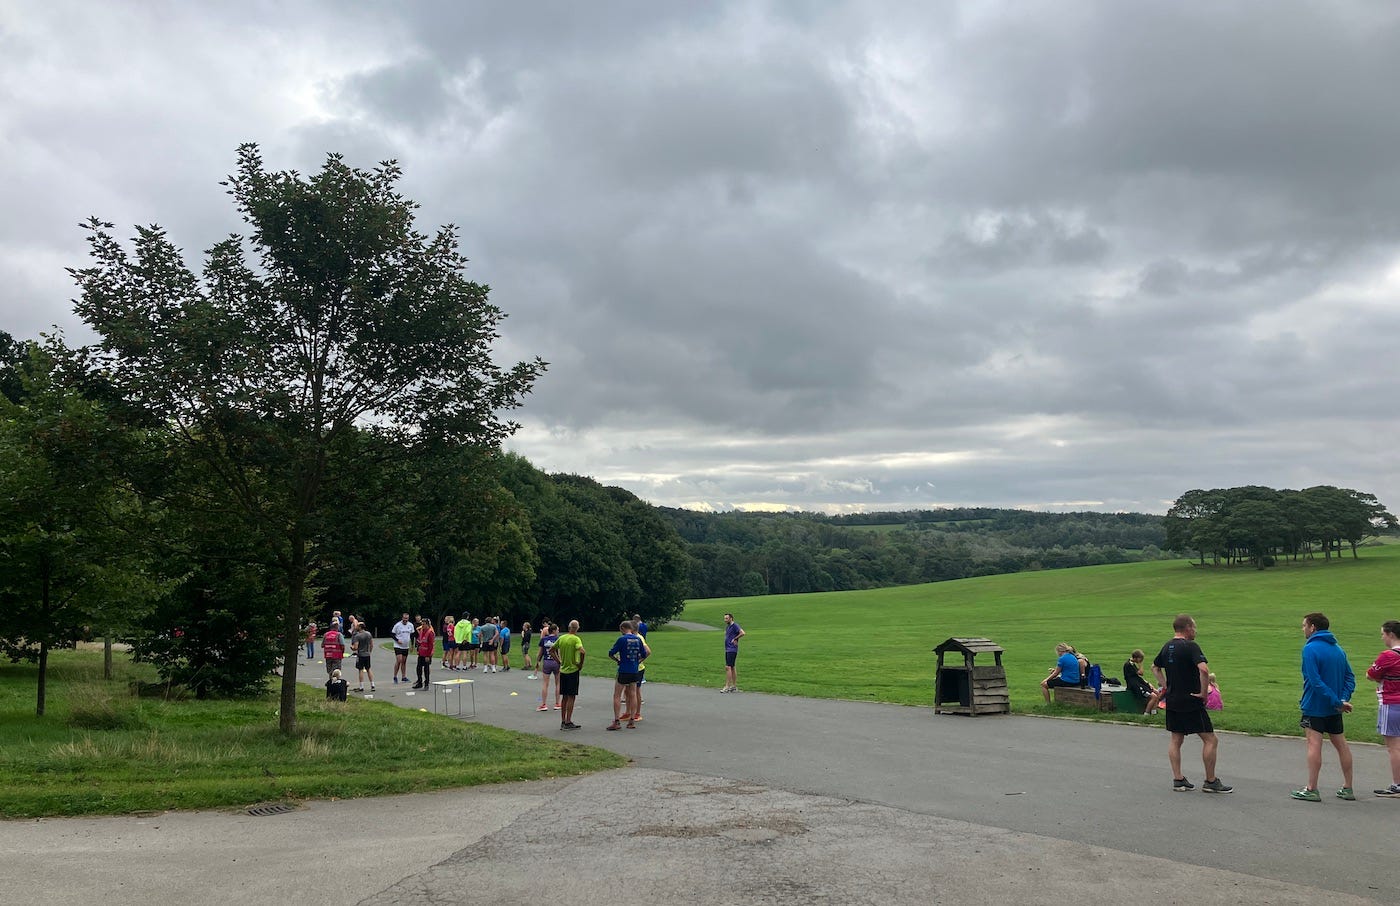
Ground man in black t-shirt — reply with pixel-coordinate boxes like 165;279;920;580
1152;614;1234;794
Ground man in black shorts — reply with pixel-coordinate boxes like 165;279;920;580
1152;614;1232;793
1292;612;1355;801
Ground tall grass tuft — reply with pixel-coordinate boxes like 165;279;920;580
66;682;146;731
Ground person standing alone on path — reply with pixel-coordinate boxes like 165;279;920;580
1152;614;1232;793
721;612;745;693
1293;612;1356;802
1365;620;1400;796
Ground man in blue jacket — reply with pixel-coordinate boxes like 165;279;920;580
1293;612;1356;802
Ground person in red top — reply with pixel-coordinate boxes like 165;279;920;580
1366;620;1400;796
321;621;345;678
412;617;437;690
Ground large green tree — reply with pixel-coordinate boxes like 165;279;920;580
70;145;544;732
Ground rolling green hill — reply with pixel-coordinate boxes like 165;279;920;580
579;544;1400;742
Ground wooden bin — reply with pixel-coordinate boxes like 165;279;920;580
933;637;1010;716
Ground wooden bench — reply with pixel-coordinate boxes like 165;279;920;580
1052;686;1115;711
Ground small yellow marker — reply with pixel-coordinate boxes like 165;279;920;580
510;691;519;696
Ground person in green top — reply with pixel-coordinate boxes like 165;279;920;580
452;614;471;670
554;620;586;730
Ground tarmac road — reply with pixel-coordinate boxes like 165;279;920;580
2;655;1392;904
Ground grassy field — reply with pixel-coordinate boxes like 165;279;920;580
577;545;1400;742
0;652;624;818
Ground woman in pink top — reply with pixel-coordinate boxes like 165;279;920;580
1366;620;1400;796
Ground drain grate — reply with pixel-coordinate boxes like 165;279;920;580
247;803;297;817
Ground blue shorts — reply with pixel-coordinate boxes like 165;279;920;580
443;639;457;651
725;651;738;667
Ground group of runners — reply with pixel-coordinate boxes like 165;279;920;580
1115;612;1400;800
305;609;750;730
439;614;515;673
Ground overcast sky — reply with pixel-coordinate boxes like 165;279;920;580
4;1;1400;515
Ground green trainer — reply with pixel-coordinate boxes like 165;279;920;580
1337;787;1356;801
1291;787;1321;802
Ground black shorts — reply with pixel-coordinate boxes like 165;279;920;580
616;671;641;686
500;640;511;654
355;655;372;670
560;671;580;697
394;647;409;656
466;643;480;651
1165;708;1213;736
725;651;738;667
482;642;497;652
1045;677;1078;689
1301;713;1345;735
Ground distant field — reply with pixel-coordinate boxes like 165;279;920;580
842;519;992;533
579;545;1400;743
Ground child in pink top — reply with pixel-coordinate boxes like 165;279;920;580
1205;672;1223;711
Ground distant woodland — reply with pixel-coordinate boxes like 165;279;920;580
662;507;1169;598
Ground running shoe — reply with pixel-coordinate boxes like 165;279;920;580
1172;777;1194;792
537;704;548;712
1337;787;1356;801
1290;787;1320;802
606;721;622;731
1201;778;1232;794
1374;784;1400;796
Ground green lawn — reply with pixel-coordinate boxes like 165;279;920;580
578;545;1400;742
0;652;623;818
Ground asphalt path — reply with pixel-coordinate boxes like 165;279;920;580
4;651;1392;904
343;657;1393;901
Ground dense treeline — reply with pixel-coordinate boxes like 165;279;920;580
664;507;1169;599
1164;486;1396;567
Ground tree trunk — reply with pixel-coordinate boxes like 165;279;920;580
36;639;48;717
37;561;51;717
277;537;307;735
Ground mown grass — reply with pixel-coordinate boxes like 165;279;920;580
577;545;1400;743
0;652;624;818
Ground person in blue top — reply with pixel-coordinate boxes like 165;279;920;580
606;620;647;730
1292;612;1356;802
1040;642;1081;702
721;612;745;693
498;621;512;671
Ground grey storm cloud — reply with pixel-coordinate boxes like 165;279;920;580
4;0;1400;514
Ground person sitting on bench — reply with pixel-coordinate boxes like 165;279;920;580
1042;642;1082;702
